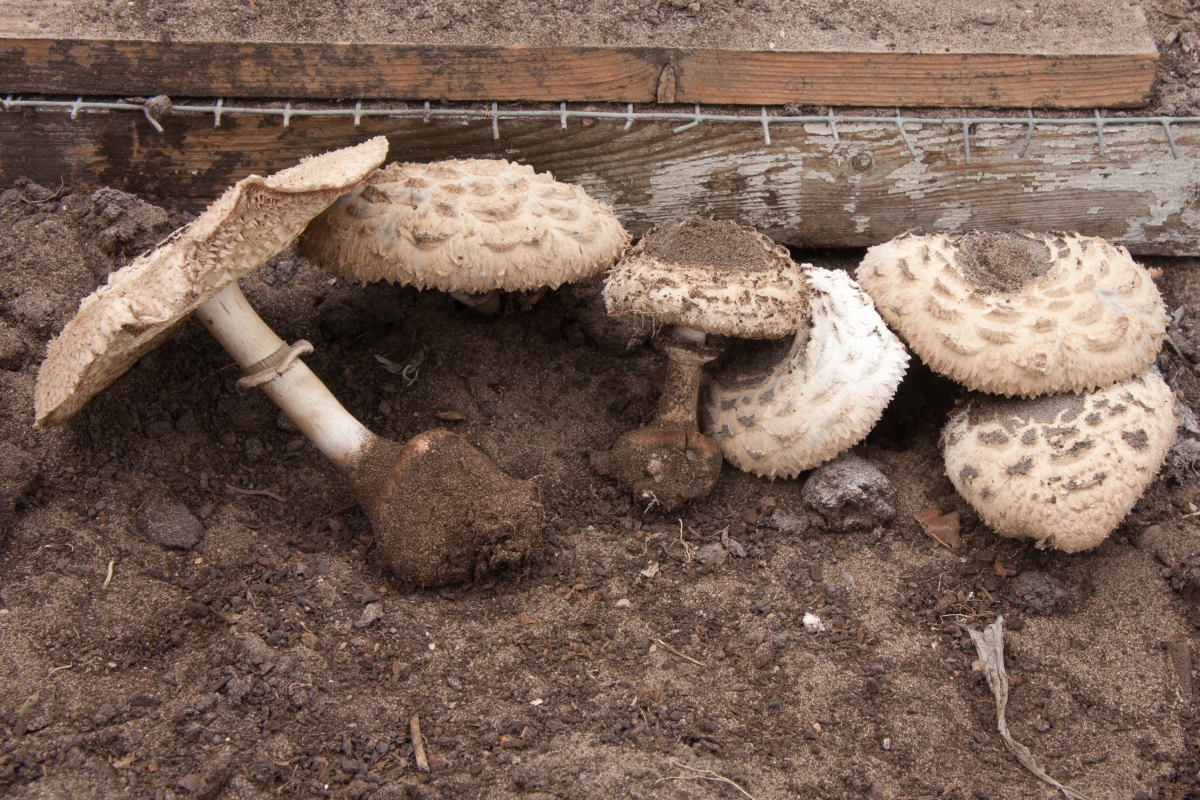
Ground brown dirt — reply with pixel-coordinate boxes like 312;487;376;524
3;182;1200;800
953;232;1055;295
639;220;791;275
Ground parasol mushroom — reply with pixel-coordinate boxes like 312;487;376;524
941;367;1176;552
856;231;1167;397
35;139;540;586
702;266;909;479
593;219;812;510
300;158;630;312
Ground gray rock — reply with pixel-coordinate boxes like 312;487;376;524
800;453;896;532
1166;438;1200;483
92;704;117;727
137;501;203;550
694;543;727;566
353;602;384;628
1011;571;1070;615
1137;524;1165;552
726;537;747;558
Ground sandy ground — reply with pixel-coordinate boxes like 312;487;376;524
1;181;1199;800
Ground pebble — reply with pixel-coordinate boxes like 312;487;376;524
726;538;747;558
137;501;203;550
979;11;999;24
745;631;766;645
801;454;896;532
446;677;463;691
92;704;117;727
802;612;826;633
614;598;631;608
1137;524;1164;552
751;598;773;615
353;602;384;628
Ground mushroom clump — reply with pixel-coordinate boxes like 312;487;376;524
302;158;630;299
857;229;1175;552
941;369;1176;552
593;219;811;510
856;231;1167;397
703;267;909;479
35;139;541;587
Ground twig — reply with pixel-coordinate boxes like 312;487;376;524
101;559;114;589
224;483;287;503
656;760;757;800
968;617;1092;800
47;664;74;676
409;714;429;772
652;638;706;668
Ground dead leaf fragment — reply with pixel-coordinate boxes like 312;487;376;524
519;613;533;625
914;507;962;549
434;411;465;421
113;754;136;769
994;558;1017;578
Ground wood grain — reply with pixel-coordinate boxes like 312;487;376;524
1;107;1196;255
0;37;1157;108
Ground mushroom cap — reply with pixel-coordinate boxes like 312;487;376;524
702;267;909;478
34;137;389;428
855;231;1167;397
941;367;1176;552
603;219;811;339
301;159;630;294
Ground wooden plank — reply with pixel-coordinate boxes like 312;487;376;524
1;107;1196;255
0;37;1157;108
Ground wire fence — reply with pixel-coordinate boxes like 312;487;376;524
4;94;1200;162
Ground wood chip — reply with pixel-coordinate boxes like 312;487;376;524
410;714;430;772
914;507;961;549
112;754;136;769
994;558;1017;577
434;411;465;421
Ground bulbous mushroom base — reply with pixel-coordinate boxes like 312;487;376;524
347;429;542;586
590;427;723;512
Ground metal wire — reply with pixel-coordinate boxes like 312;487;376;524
4;93;1200;162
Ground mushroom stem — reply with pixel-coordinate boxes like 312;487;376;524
651;333;721;430
196;282;373;470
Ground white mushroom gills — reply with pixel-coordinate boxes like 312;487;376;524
196;282;372;470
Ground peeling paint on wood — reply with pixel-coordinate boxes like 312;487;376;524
0;110;1196;255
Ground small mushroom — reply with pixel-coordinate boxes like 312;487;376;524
703;267;909;478
941;367;1176;552
301;158;630;311
856;231;1167;397
35;139;540;586
592;219;811;510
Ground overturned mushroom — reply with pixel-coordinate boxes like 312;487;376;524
703;267;909;479
35;139;540;586
593;219;811;510
301;158;629;312
856;231;1167;397
941;368;1176;552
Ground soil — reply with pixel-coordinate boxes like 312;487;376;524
638;220;790;274
3;179;1200;800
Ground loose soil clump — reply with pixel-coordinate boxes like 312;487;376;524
2;183;1200;799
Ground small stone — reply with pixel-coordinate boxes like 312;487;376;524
801;454;896;532
614;598;632;608
1011;571;1070;615
694;543;727;566
144;420;173;439
1137;524;1164;551
1033;718;1051;732
744;631;766;645
726;537;747;558
979;11;999;24
353;602;384;628
751;598;773;615
802;612;826;633
446;677;463;691
92;704;117;727
300;632;319;648
137;501;203;550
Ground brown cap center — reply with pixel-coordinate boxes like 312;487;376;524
640;219;791;273
954;232;1054;294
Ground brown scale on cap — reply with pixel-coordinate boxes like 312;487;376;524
952;232;1055;294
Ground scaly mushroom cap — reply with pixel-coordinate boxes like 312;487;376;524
604;219;811;339
34;138;389;428
856;231;1167;397
703;267;909;478
301;159;629;294
941;368;1176;552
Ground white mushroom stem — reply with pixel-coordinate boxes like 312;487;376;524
195;282;373;470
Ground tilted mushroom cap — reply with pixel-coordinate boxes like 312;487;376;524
941;367;1176;552
34;137;389;427
301;159;629;294
703;267;909;478
856;231;1167;397
604;219;811;339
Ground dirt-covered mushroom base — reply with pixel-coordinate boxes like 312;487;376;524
2;183;1200;800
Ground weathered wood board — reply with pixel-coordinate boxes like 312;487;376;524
1;108;1196;255
0;37;1159;108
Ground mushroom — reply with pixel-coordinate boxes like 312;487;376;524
941;367;1176;552
855;231;1167;397
592;219;812;510
34;139;541;586
300;158;630;312
702;266;910;479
